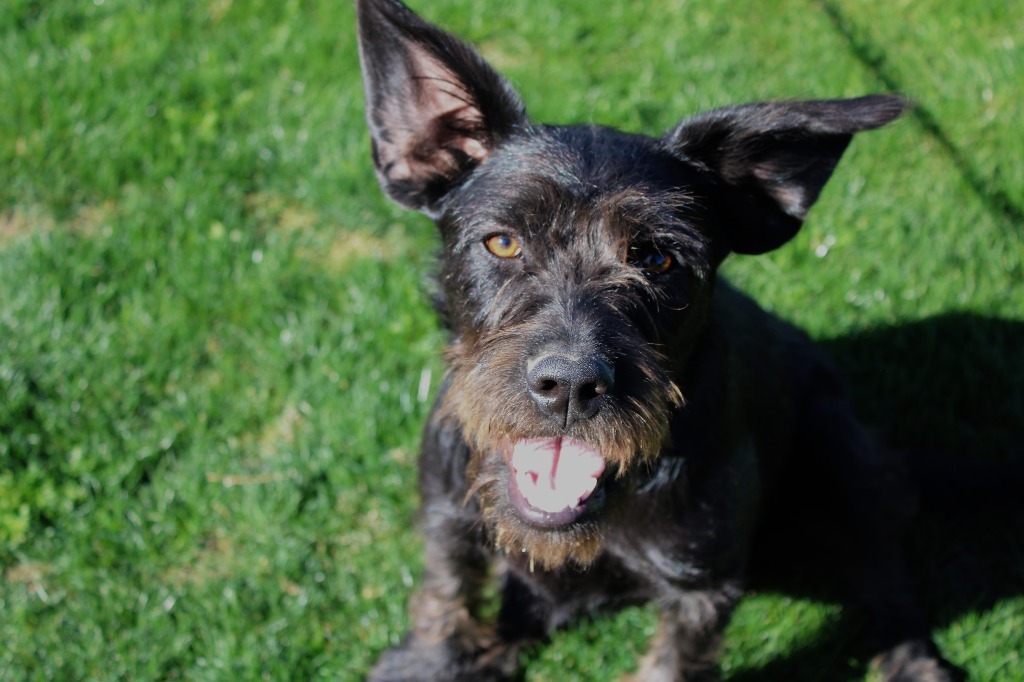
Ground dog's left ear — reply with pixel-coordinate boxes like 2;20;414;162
356;0;527;217
662;95;908;255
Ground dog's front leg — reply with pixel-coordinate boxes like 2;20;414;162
626;584;742;682
369;501;512;682
371;409;519;682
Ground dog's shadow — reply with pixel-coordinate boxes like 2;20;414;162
732;312;1024;681
729;311;1024;675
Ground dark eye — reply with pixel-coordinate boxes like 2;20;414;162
631;247;673;274
484;234;522;259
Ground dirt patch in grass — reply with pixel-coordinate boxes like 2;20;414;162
292;226;413;273
3;561;53;600
162;528;237;587
255;401;307;457
324;229;408;269
0;202;119;245
245;193;319;234
0;210;54;244
242;192;415;271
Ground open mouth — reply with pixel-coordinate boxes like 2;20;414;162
506;437;606;528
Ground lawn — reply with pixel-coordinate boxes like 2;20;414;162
1;0;1022;680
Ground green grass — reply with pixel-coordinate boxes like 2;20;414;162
1;0;1022;680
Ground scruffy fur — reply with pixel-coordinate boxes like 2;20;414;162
357;1;962;679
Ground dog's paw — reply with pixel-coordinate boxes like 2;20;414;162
622;654;720;682
870;640;965;682
368;636;520;682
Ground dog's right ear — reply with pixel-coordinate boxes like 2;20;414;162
356;0;527;217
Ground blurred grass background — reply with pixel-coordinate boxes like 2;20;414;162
1;0;1021;679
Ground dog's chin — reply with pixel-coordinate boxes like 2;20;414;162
488;506;606;571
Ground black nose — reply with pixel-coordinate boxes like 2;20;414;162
526;353;614;426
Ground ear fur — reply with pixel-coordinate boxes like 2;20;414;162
356;0;527;216
662;95;908;254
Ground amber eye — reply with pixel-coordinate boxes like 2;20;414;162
484;234;522;259
636;249;673;274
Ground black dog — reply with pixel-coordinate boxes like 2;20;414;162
357;0;960;679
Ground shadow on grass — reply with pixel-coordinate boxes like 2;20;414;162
818;0;1024;229
728;616;868;682
733;313;1024;680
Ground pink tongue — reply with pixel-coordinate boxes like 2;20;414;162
510;438;605;514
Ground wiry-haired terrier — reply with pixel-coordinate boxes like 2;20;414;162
357;0;960;679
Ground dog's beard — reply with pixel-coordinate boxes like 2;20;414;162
441;329;682;570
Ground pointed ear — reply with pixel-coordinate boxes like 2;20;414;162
662;95;908;255
356;0;527;216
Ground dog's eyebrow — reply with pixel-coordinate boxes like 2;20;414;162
443;173;572;244
596;188;713;271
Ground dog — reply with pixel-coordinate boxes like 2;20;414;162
356;0;962;679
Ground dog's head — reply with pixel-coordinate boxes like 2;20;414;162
357;0;905;568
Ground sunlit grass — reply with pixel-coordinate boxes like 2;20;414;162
1;1;1021;679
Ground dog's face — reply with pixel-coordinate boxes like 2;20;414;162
357;0;905;569
436;130;710;567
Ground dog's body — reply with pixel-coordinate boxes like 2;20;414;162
357;1;959;679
